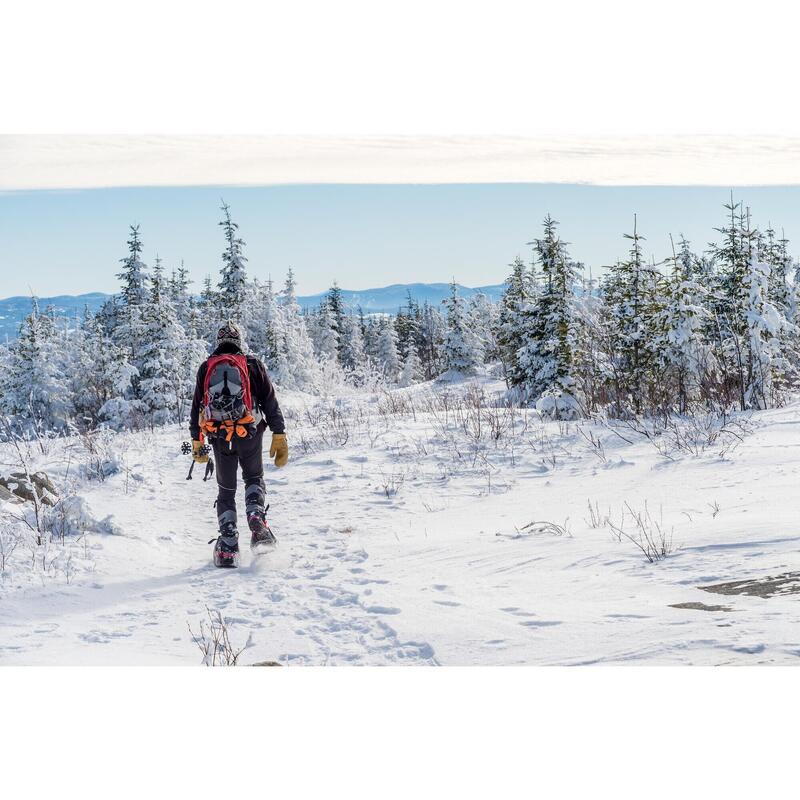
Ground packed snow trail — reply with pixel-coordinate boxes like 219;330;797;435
0;448;439;664
2;381;800;665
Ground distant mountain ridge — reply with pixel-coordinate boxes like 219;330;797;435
0;282;506;340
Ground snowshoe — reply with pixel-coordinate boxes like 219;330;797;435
210;528;240;568
248;510;276;550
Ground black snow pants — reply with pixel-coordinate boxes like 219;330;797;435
211;428;266;531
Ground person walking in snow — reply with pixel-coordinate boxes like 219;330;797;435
189;321;288;567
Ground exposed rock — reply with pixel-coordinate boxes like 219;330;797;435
699;572;800;599
0;471;58;506
251;660;283;667
670;601;732;612
0;484;23;504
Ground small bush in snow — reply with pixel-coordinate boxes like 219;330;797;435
606;502;674;563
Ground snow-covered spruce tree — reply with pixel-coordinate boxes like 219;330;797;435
308;303;340;365
4;299;73;433
77;310;139;431
374;316;401;381
741;246;795;409
116;224;149;308
241;275;284;366
394;292;418;359
599;217;663;415
707;197;756;409
515;217;582;417
324;283;347;362
706;199;795;410
217;201;248;322
199;274;217;311
243;278;282;371
274;269;321;391
168;260;194;329
114;225;150;384
496;256;535;387
469;291;500;365
569;273;605;413
442;281;483;376
339;313;370;385
759;226;800;384
398;339;423;387
762;225;793;316
416;301;446;380
653;235;710;414
137;256;191;426
363;316;382;365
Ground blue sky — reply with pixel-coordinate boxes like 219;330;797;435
3;183;800;298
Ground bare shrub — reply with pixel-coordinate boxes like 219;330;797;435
378;466;407;498
377;390;414;419
0;519;22;573
497;519;573;539
74;429;121;482
578;425;607;464
188;607;253;666
607;502;674;562
585;499;606;529
598;410;752;460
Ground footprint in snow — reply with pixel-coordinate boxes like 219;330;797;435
365;605;402;615
519;619;562;628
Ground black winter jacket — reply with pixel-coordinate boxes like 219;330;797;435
189;346;286;440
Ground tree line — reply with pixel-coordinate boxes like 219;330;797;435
1;196;797;436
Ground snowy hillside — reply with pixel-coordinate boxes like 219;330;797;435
2;377;799;666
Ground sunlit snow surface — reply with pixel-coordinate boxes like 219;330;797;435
2;377;799;665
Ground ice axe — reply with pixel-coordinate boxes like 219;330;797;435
181;441;215;482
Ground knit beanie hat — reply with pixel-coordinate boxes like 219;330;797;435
216;320;243;349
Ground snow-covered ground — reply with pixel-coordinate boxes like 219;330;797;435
2;378;800;665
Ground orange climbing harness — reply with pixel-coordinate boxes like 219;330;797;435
201;413;257;443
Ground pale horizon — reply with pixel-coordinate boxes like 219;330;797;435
5;135;800;191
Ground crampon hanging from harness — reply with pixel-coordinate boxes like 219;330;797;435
201;353;259;442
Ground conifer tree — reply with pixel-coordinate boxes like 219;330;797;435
339;313;369;383
398;340;423;387
515;217;582;414
375;317;401;381
468;291;499;364
417;301;446;380
138;256;188;425
309;304;340;364
116;225;149;308
600;216;662;414
497;256;534;386
324;283;347;362
442;281;483;375
217;201;248;320
655;235;709;413
5;299;72;432
113;225;150;398
275;269;321;391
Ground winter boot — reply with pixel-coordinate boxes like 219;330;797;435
248;507;276;549
211;513;240;568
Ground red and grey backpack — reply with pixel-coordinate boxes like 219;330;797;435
200;354;257;441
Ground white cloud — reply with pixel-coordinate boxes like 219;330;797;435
2;135;800;191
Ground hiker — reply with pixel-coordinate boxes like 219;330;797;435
189;321;288;567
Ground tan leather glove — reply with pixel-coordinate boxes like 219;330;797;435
192;440;209;464
270;433;288;468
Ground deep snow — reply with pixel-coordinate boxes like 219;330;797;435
2;378;800;665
